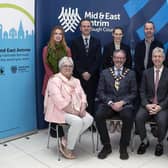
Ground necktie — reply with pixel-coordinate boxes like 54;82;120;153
84;38;89;53
153;69;160;104
116;69;121;77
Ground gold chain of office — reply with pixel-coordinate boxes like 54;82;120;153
109;68;130;91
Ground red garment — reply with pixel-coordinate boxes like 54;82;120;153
42;46;72;95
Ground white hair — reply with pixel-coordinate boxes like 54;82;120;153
58;56;74;70
152;47;165;57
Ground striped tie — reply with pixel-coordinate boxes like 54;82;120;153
84;38;89;53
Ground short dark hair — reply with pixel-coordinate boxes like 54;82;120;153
112;26;124;34
144;21;155;29
79;18;92;27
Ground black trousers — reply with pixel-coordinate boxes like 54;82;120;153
95;104;134;148
50;123;64;137
136;107;168;142
80;76;98;117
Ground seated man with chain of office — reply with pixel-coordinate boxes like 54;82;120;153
95;49;137;160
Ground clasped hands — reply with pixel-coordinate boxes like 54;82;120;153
110;101;125;112
82;72;91;81
145;104;161;115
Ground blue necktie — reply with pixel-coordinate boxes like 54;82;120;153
116;69;121;77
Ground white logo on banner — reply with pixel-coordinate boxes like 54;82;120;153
58;7;81;32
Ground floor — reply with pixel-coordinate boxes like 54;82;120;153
0;127;168;168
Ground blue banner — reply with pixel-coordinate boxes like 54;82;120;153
0;1;36;140
36;0;168;128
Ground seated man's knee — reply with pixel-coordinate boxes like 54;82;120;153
121;108;133;121
95;105;105;120
135;110;146;124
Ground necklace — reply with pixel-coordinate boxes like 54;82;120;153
109;67;130;91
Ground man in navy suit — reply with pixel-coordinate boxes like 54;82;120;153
95;49;137;160
136;47;168;156
134;21;164;135
71;19;101;120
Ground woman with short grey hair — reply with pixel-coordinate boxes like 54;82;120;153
44;56;93;159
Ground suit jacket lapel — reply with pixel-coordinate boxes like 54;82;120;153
111;42;116;51
108;67;118;95
88;36;94;52
158;67;165;89
80;36;92;54
149;68;155;94
79;36;85;48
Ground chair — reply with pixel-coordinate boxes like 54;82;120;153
47;122;95;161
96;115;135;152
131;117;157;152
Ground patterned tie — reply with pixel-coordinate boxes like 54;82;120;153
153;69;160;104
84;38;89;53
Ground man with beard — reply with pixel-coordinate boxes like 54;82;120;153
95;49;137;160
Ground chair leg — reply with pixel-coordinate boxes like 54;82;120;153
91;125;95;153
56;125;61;161
47;123;51;149
96;131;99;151
79;134;82;143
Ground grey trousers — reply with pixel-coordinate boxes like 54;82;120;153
65;112;93;150
136;106;168;142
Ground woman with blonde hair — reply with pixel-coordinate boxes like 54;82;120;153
42;26;71;144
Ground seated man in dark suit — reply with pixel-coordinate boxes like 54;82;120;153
95;49;137;160
136;47;168;156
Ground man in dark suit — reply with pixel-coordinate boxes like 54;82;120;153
103;27;132;69
71;19;101;120
95;49;137;160
134;21;163;84
134;21;163;134
164;49;168;67
136;47;168;156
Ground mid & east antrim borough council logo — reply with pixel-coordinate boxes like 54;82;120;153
58;7;81;32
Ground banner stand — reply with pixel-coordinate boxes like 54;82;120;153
0;130;38;144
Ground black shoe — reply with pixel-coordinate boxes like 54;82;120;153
137;141;149;154
97;145;112;159
120;147;129;160
155;144;163;156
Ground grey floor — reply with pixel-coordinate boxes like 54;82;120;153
1;126;168;168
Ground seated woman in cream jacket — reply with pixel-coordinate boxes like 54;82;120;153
44;56;93;159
